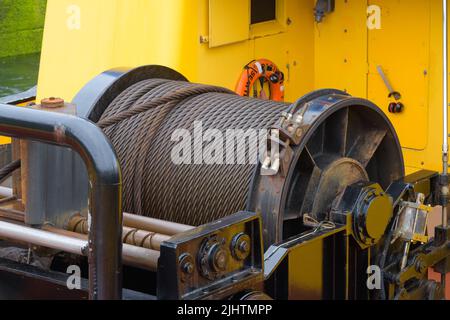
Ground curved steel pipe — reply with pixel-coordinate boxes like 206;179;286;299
0;103;122;300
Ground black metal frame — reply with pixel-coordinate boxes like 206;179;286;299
73;65;187;121
158;211;264;300
0;103;123;300
248;90;404;248
263;170;450;300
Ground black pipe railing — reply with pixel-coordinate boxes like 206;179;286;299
0;103;122;300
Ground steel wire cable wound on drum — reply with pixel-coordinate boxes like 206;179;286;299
97;79;288;226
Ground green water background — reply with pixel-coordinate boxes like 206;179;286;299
0;52;41;97
0;0;46;98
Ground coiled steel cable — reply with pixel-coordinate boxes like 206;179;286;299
98;79;288;226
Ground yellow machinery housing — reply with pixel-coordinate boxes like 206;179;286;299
37;0;449;175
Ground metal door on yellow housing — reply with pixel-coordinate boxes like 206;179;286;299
209;0;250;48
368;0;430;151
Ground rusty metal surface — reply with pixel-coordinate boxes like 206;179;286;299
40;97;65;109
68;214;171;251
43;225;159;271
122;226;170;251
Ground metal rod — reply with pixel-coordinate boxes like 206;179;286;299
0;196;15;205
123;212;194;236
68;215;171;251
0;208;24;222
44;225;159;271
0;186;13;199
122;226;170;251
400;241;411;271
0;189;194;236
122;244;159;271
0;104;122;300
0;220;86;255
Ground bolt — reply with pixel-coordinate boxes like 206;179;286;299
238;240;250;254
213;248;228;271
199;35;209;44
179;253;195;281
41;97;65;109
182;262;194;275
232;233;251;261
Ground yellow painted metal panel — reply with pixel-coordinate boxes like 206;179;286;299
197;38;254;89
208;0;249;48
38;0;197;102
35;0;449;175
38;0;314;103
401;0;450;173
0;137;11;145
368;0;430;151
314;0;368;98
254;0;315;102
195;0;254;88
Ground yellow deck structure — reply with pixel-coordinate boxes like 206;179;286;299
35;0;449;175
